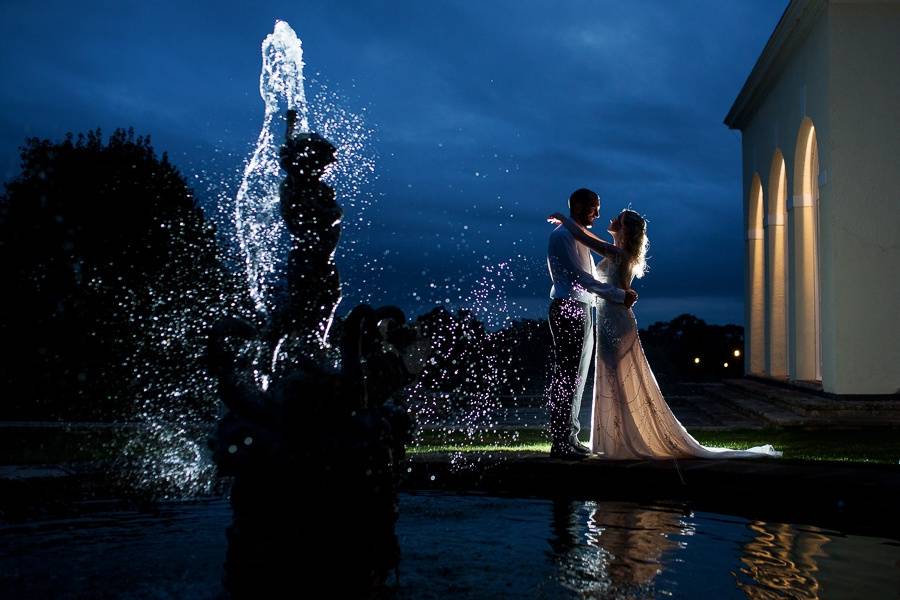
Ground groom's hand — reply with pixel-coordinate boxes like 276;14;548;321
624;290;638;308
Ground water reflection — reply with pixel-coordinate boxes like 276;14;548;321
551;499;688;597
543;497;900;599
735;521;829;599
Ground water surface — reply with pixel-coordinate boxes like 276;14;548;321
1;492;898;598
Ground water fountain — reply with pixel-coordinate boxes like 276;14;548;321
207;20;427;596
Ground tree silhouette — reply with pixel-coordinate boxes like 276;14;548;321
405;309;743;408
491;317;552;397
0;128;240;419
640;314;744;384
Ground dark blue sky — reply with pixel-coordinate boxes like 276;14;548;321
0;0;788;327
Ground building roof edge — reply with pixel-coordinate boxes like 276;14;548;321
724;0;827;130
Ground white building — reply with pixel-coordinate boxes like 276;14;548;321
725;0;900;395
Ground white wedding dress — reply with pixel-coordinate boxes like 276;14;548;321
589;255;781;460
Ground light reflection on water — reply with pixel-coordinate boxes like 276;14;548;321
0;493;898;598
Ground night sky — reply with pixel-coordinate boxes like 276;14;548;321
0;0;788;327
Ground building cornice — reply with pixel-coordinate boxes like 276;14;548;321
724;0;827;130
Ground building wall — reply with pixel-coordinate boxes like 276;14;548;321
739;0;900;394
826;1;900;393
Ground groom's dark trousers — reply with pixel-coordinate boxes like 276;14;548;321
547;298;594;450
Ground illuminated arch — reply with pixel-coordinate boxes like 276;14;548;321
790;118;821;381
746;174;766;374
766;150;789;377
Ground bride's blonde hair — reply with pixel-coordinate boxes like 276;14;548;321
618;209;648;281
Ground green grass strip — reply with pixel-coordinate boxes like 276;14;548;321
410;428;900;464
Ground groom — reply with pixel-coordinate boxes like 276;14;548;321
546;188;637;459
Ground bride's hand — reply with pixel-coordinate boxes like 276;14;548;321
547;212;565;224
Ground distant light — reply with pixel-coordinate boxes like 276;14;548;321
693;357;700;364
734;349;741;358
723;362;729;368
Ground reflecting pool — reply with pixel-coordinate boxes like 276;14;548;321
1;492;898;598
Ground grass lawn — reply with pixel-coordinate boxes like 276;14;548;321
411;427;900;464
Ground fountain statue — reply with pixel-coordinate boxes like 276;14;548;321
207;21;428;597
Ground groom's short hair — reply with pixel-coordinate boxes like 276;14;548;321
568;188;599;212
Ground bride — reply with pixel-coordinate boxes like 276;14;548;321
548;209;781;460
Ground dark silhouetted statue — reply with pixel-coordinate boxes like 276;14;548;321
208;111;427;598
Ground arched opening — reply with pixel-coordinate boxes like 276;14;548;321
790;118;822;382
746;174;766;374
766;151;789;378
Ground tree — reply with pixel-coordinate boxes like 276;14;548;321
490;318;552;397
640;314;744;384
0;129;239;419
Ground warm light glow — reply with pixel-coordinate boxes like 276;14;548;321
791;118;821;382
734;350;741;358
693;357;700;364
747;174;765;375
766;151;788;377
723;362;729;368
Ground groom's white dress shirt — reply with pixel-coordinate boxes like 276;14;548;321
547;225;625;306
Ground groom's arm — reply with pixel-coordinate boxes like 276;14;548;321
582;277;627;305
550;233;627;304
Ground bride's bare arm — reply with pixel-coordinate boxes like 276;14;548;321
547;213;622;259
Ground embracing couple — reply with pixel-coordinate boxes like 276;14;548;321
545;188;781;461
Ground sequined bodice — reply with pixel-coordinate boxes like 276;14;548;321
597;256;634;289
596;256;637;361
